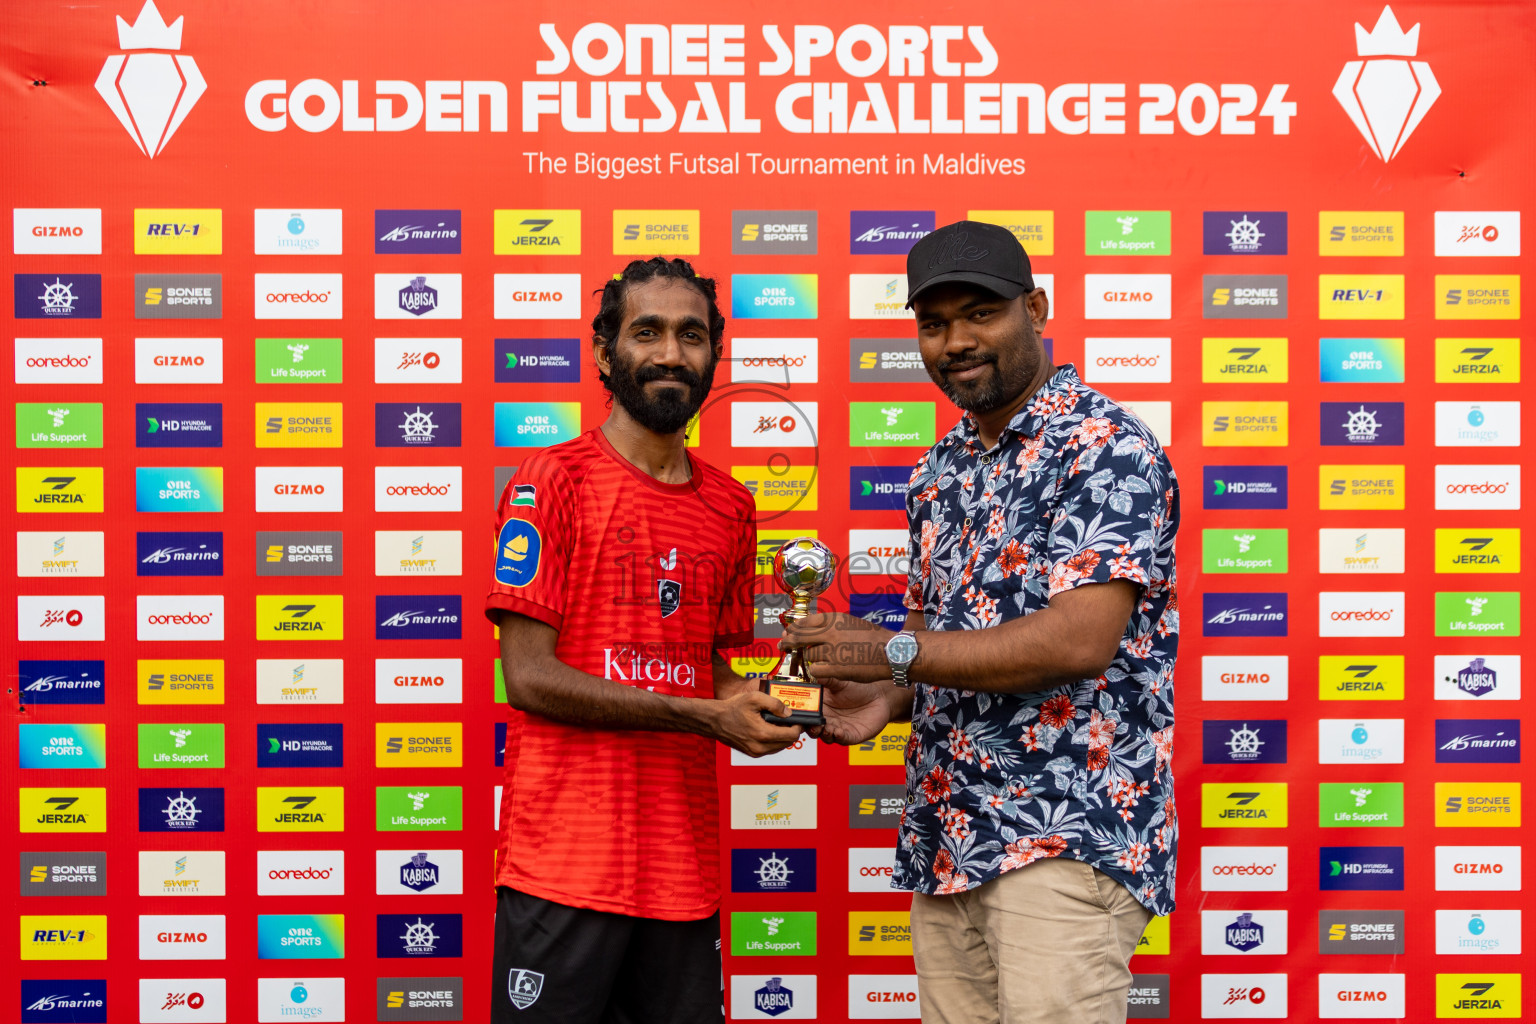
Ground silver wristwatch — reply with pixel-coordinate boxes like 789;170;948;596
885;630;919;688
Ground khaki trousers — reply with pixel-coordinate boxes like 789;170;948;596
910;857;1153;1024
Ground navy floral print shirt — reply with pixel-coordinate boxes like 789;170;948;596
894;364;1180;915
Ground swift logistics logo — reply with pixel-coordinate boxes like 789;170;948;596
255;658;343;705
138;849;226;896
1203;212;1287;255
1317;528;1406;575
374;532;462;578
494;209;576;254
15;531;105;577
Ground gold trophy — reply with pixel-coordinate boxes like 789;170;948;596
759;537;836;727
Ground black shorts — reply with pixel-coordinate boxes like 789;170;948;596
492;885;724;1023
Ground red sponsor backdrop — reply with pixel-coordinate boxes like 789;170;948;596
3;0;1534;1020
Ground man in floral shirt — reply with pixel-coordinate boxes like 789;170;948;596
784;221;1177;1024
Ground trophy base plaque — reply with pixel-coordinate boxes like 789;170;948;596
759;673;825;728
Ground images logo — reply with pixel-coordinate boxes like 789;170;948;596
1203;275;1288;319
1333;5;1439;162
1435;401;1520;447
731;275;818;319
1318;718;1405;764
493;209;576;254
1320;846;1404;890
253;208;343;255
378;210;462;254
1202;593;1288;637
95;1;204;158
1203;212;1286;255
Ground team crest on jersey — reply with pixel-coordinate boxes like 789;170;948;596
508;968;544;1010
495;519;541;588
657;547;681;618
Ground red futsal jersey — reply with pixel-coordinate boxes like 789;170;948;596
484;427;757;920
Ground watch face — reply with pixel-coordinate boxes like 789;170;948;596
887;633;918;665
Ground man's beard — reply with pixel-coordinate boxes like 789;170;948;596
606;345;716;434
931;351;1034;414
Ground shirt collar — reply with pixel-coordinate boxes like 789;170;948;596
942;363;1084;453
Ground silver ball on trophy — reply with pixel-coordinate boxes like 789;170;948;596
760;537;837;726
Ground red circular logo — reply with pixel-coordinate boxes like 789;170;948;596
1484;225;1500;242
188;993;205;1009
65;609;83;627
424;352;440;368
1250;988;1266;1005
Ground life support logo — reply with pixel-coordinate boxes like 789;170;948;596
495;520;541;588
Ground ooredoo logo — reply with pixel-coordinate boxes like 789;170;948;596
1318;592;1405;637
15;339;103;384
1435;464;1520;511
254;274;343;319
137;595;223;641
375;466;462;512
1203;847;1288;892
1083;338;1172;383
256;851;345;895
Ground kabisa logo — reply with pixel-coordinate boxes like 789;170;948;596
755;978;795;1017
18;660;106;706
399;852;441;892
1224;913;1266;953
376;596;462;640
138;787;223;833
1333;6;1440;162
20;979;107;1022
1203;593;1288;637
95;1;205;158
376;210;462;254
399;276;437;316
1436;655;1515;700
14;275;103;319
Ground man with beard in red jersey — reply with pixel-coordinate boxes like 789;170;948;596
485;257;802;1023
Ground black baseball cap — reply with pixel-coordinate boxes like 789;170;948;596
904;220;1034;308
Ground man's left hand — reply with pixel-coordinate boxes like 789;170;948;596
779;612;889;684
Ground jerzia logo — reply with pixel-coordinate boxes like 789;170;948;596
1333;6;1440;162
96;2;205;158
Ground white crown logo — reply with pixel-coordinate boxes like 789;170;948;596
1333;6;1439;163
117;0;183;48
95;1;205;158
